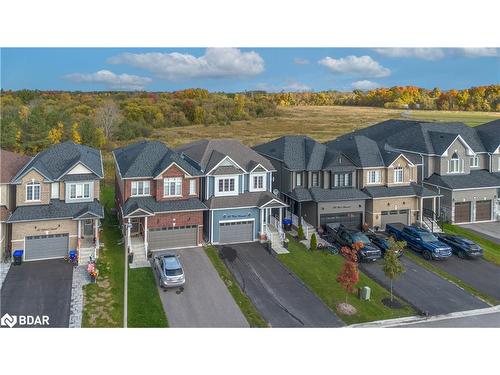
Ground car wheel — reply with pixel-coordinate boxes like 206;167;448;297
458;250;467;259
422;250;432;261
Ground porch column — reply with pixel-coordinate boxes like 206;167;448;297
298;202;303;226
95;219;99;248
127;218;131;251
260;208;264;237
432;197;436;219
77;220;81;249
419;197;423;223
279;207;283;229
144;216;149;255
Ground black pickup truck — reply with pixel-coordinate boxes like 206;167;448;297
326;223;381;262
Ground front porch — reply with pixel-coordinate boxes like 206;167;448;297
76;217;101;262
125;216;150;268
260;205;289;254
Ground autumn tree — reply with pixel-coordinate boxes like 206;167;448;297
48;122;64;144
94;100;122;139
71;122;81;144
336;242;361;303
382;238;406;302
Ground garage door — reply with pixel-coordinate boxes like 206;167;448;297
25;234;69;261
320;212;363;230
381;209;409;229
148;226;198;250
454;202;471;223
219;220;254;244
475;200;491;221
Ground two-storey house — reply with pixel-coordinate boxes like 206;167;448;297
113;141;207;264
175;139;287;245
7;142;104;262
0;149;32;260
253;136;370;230
339;119;500;224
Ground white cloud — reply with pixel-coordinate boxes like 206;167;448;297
457;48;498;57
351;80;381;90
63;70;152;90
108;48;264;80
293;57;310;65
318;55;391;78
374;48;445;60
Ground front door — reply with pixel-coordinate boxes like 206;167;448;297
83;219;93;236
131;218;141;236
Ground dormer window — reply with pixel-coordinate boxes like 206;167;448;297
394;167;404;183
311;172;320;187
296;172;302;187
131;181;150;196
250;173;266;192
448;153;462;174
470;156;479;168
26;182;41;202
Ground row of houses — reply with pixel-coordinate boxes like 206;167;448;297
1;118;499;262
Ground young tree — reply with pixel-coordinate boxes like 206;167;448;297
336;244;360;302
47;122;64;144
71;122;81;144
310;232;317;251
382;237;406;302
297;224;305;241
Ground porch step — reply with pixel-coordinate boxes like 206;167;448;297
129;244;149;268
78;247;95;265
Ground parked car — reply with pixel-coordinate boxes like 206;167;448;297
366;232;403;257
153;253;185;288
385;223;452;261
437;234;483;259
326;223;381;262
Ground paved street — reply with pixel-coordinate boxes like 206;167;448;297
220;242;344;328
402;308;500;328
360;257;488;315
460;222;500;245
1;260;73;328
155;247;249;328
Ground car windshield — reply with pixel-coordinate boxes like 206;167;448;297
420;232;438;242
165;268;183;276
352;233;371;245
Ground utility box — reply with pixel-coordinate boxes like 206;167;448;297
360;286;371;300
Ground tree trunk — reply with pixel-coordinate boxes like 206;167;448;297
390;280;393;302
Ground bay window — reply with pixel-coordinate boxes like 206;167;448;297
131;181;150;196
164;177;182;197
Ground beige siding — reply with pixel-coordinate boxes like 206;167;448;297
0;184;9;207
11;219;78;251
440;138;470;175
16;170;50;206
360;168;385;188
387;155;417;186
367;197;419;228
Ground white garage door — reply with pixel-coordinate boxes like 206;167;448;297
148;226;198;250
25;234;69;261
381;210;409;229
219;220;254;244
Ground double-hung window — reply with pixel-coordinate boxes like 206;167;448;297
68;182;91;200
218;177;235;193
334;173;352;187
296;172;302;187
367;170;381;184
131;181;150;196
189;179;197;195
26;182;41;202
251;174;265;191
311;172;319;187
469;156;479;168
164;177;182;197
394;167;404;183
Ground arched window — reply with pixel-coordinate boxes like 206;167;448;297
449;152;461;173
26;181;41;201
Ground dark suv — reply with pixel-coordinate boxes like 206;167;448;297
326;223;382;262
437;234;483;259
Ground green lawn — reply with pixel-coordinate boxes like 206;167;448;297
277;237;416;325
82;185;125;327
442;223;500;266
205;246;268;327
404;110;499;126
128;268;169;327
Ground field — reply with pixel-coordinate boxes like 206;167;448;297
147;106;500;148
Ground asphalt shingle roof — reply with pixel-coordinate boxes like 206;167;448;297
176;139;274;173
12;142;103;182
283;187;369;202
7;199;104;222
362;183;440;198
0;149;31;183
425;169;500;190
325;135;385;167
204;191;286;209
122;196;207;217
113;140;201;178
476;119;500;153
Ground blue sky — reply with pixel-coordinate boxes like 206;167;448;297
1;48;498;92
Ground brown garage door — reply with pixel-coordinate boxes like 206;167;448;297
475;200;491;221
454;202;471;223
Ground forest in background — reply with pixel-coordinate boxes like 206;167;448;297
1;85;498;155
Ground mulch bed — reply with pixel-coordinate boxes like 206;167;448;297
381;297;404;309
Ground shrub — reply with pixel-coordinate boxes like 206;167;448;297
297;224;305;241
310;233;317;251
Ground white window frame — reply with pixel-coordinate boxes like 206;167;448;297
26;181;41;202
68;182;92;200
163;177;182;197
51;182;59;199
296;172;302;187
448;154;462;174
470;156;479;168
333;173;352;187
367;170;381;184
215;176;238;196
189;179;197;195
393;167;404;184
311;172;319;187
131;180;151;197
250;173;266;192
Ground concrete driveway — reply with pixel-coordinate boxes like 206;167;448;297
1;260;73;328
360;257;488;316
219;242;344;328
154;247;248;328
460;222;500;245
